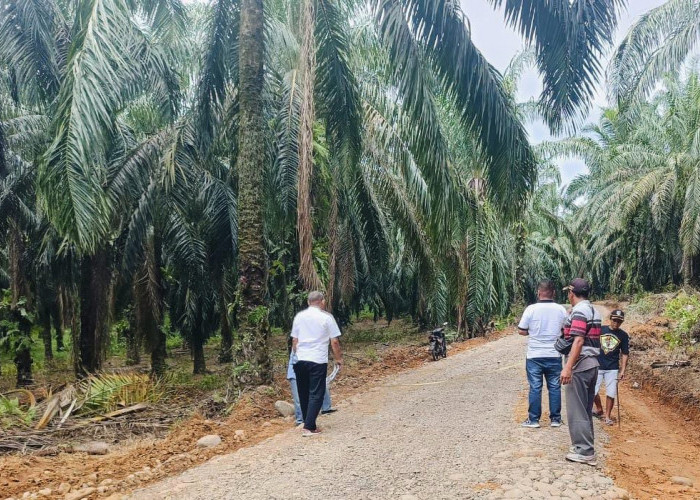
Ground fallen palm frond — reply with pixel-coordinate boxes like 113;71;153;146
651;360;691;369
77;373;163;415
35;385;76;430
33;373;162;430
89;402;149;421
2;372;177;454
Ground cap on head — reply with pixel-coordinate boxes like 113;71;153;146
610;309;625;322
563;278;591;295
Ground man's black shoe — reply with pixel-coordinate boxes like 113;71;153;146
321;408;338;415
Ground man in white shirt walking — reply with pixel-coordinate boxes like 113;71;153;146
518;280;567;428
291;291;343;436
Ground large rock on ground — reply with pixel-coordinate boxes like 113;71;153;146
73;441;109;455
196;435;222;448
671;476;693;487
274;400;295;417
64;487;96;500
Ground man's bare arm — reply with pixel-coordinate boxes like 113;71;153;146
619;353;629;379
330;337;343;367
291;337;298;352
560;336;584;385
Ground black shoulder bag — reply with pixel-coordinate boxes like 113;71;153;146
555;305;595;355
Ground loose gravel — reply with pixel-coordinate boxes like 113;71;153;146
131;334;631;499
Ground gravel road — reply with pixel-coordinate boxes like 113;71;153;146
132;334;631;499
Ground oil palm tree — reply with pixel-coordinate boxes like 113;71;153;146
0;0;187;375
0;0;627;385
549;69;700;292
609;0;700;108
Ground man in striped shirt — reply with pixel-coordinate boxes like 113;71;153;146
561;278;601;466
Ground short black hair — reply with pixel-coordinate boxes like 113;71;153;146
573;289;590;299
538;279;555;297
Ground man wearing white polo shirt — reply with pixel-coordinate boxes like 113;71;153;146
518;280;567;428
291;291;343;436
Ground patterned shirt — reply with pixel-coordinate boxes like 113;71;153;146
563;300;601;372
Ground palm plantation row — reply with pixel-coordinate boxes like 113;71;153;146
0;0;697;387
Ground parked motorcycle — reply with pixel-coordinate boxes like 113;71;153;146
428;322;448;361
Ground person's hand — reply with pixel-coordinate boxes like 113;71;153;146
618;372;625;381
560;367;572;385
336;361;343;371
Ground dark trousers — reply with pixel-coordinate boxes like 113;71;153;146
293;360;327;431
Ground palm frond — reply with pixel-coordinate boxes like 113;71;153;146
490;0;625;130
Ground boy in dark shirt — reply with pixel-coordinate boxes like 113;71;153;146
593;309;629;425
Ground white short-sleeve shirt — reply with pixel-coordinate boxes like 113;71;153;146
518;300;567;359
291;306;342;364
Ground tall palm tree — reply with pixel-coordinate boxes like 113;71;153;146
548;69;700;292
236;0;274;384
0;0;627;385
609;0;700;108
0;0;187;375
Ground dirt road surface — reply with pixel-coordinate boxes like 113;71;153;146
596;301;700;499
132;333;631;500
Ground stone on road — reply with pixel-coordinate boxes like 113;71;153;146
196;435;222;448
132;334;626;499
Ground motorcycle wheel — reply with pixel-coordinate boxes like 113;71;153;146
431;346;439;361
442;345;447;358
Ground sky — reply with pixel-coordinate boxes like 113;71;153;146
460;0;668;184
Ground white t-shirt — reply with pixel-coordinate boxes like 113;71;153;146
518;301;567;359
291;306;342;364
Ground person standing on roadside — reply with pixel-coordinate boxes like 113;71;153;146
593;310;629;426
518;280;567;428
291;291;343;437
287;352;335;425
561;278;602;466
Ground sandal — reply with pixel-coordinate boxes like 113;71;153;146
604;418;615;426
592;410;603;419
301;428;322;437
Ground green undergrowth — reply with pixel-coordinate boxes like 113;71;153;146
0;327;72;380
627;292;664;318
664;291;700;348
343;319;421;344
0;396;36;429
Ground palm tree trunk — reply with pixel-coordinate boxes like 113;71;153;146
151;333;167;377
134;228;166;376
327;192;339;313
41;309;53;361
150;226;166;376
193;338;206;374
13;310;33;387
235;0;272;385
8;222;33;386
219;292;233;363
514;221;526;304
297;0;323;291
125;308;140;366
125;325;141;365
77;248;111;376
682;253;693;285
51;301;64;351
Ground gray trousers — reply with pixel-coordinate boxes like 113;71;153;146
565;366;598;456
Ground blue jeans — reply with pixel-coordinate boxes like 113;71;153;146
526;357;562;422
290;377;331;424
